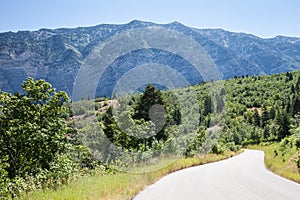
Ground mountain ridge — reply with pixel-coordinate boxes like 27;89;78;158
1;20;300;97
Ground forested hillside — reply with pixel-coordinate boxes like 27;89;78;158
1;70;300;198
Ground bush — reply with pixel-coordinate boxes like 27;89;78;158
211;143;225;154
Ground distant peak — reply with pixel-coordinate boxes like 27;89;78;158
129;19;143;24
168;21;185;26
128;20;153;25
170;21;182;25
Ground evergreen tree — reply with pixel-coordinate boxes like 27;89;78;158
291;85;295;94
203;95;212;116
276;110;290;140
172;105;182;125
133;84;165;121
286;72;293;81
269;106;276;120
253;108;261;127
220;88;226;96
263;125;270;139
261;105;269;128
293;95;300;115
133;84;168;141
296;76;300;90
216;95;225;113
286;99;292;114
102;106;117;143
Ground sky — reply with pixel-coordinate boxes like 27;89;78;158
0;0;300;38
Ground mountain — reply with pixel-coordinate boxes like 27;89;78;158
1;20;300;98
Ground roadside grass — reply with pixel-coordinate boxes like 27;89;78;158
22;151;240;200
250;143;300;183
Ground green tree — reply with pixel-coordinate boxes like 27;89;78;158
102;106;117;143
263;125;270;139
203;95;212;116
293;95;300;115
133;84;168;141
269;106;276;120
253;108;261;127
0;78;92;180
261;106;269;128
216;95;225;113
276;110;291;140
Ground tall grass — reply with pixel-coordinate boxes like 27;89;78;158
250;144;300;183
22;151;239;200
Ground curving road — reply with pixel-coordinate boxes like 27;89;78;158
134;150;300;200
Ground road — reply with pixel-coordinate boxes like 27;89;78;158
134;150;300;200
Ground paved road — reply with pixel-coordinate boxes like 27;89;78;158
134;150;300;200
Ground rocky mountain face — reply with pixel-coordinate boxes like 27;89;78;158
1;20;300;98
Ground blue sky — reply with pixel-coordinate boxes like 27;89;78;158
1;0;299;38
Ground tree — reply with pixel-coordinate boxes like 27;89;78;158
285;72;293;82
220;88;226;96
296;76;300;92
133;84;165;120
0;78;71;179
133;84;168;141
203;95;212;116
263;125;270;139
216;95;225;113
102;106;117;143
293;95;300;115
253;108;260;127
261;106;269;128
276;110;290;140
172;104;182;125
291;85;295;94
269;106;276;120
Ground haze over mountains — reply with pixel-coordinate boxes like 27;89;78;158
1;20;300;98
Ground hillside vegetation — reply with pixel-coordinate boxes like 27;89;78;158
0;70;300;199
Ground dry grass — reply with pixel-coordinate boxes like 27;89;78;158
250;144;300;183
22;151;240;200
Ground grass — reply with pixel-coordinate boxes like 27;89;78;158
250;143;300;183
22;151;240;200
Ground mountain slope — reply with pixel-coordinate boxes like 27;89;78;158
0;20;300;97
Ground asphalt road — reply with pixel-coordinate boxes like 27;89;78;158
134;150;300;200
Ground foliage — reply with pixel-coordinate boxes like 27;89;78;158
0;78;96;198
2;70;300;198
102;84;172;151
133;84;169;141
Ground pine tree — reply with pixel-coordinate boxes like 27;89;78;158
269;106;276;120
286;99;292;114
253;108;261;127
293;95;300;115
289;72;293;81
276;110;290;140
133;84;168;141
291;85;295;94
102;106;117;143
203;95;212;116
263;125;270;139
297;76;300;86
133;84;165;121
261;106;269;128
216;95;225;113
